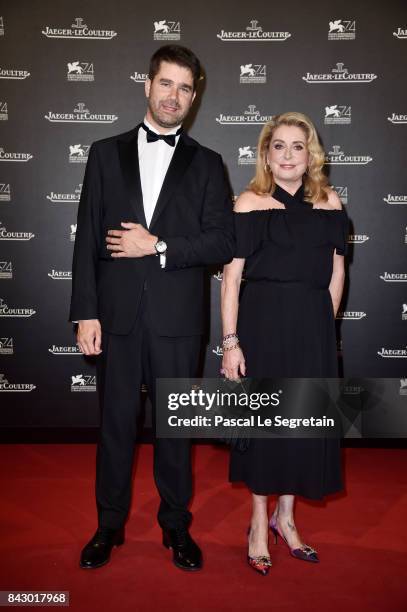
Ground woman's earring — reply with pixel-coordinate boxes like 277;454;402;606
264;160;271;173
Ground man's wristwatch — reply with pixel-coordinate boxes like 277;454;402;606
154;238;167;268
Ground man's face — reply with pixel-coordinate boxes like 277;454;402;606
145;60;196;130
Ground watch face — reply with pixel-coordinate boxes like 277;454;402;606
156;240;167;253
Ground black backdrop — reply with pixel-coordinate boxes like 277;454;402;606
0;0;406;429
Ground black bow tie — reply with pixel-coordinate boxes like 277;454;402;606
141;123;182;147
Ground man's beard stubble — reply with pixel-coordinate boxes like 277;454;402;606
148;99;189;129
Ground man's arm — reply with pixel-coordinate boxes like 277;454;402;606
69;143;102;322
103;153;235;267
163;154;235;271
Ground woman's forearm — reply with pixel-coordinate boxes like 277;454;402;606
329;270;345;317
220;278;240;336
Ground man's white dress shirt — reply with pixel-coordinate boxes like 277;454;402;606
138;117;182;227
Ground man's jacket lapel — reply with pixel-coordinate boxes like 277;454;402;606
149;135;197;230
117;126;147;228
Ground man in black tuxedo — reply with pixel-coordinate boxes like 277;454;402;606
69;45;234;571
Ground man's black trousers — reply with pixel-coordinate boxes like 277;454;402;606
95;290;201;530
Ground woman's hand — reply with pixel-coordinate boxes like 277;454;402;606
222;346;246;380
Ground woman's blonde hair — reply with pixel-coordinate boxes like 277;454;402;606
249;112;329;203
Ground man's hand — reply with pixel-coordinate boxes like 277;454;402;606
106;222;157;258
77;319;102;356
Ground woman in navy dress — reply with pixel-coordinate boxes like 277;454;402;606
221;112;348;575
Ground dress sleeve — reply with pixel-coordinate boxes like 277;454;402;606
233;212;268;258
332;210;349;256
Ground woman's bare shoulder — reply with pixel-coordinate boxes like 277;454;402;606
234;190;273;212
313;188;343;210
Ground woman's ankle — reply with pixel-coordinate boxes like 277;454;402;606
251;511;268;522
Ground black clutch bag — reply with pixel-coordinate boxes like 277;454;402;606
218;429;250;452
216;378;250;453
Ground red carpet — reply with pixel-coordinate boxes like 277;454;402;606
0;444;406;611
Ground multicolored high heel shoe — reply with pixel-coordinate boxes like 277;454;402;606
269;516;319;563
247;527;272;575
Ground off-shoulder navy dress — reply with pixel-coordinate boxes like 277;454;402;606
229;183;349;499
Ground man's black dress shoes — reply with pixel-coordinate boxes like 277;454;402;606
162;527;203;571
80;526;125;569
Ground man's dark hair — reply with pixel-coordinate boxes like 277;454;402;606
148;45;202;91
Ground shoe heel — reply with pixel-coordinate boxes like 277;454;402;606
162;534;171;549
269;520;279;545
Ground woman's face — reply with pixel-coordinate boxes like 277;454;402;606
267;125;309;184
